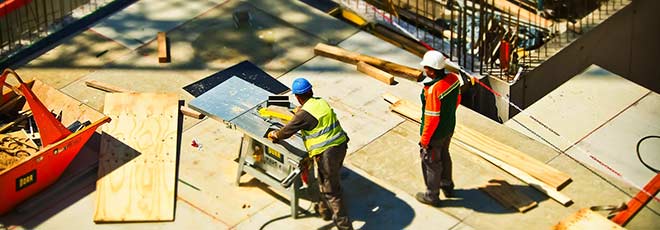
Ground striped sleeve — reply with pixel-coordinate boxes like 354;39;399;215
420;84;441;146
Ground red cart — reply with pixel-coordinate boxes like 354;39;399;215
0;69;111;215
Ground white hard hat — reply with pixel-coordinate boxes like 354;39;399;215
420;50;446;70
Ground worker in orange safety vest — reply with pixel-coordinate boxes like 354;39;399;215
416;50;462;207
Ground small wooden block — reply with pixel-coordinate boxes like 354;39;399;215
157;32;169;63
180;106;205;119
479;179;538;213
357;61;395;85
554;208;625;230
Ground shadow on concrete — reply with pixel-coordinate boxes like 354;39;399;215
440;185;549;214
341;168;415;230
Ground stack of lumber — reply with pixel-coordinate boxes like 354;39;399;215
382;93;572;206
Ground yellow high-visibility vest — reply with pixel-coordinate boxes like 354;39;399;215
301;98;347;157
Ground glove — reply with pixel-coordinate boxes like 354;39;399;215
267;130;279;142
419;143;432;163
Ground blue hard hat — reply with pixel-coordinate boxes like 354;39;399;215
291;78;312;94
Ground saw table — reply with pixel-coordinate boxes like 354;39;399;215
189;74;318;218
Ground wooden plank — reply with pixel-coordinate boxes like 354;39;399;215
356;61;395;85
455;140;572;206
611;173;660;226
314;43;423;82
554;208;626;230
157;32;169;63
479;179;537;212
84;80;204;119
382;94;572;190
85;80;129;93
94;93;179;222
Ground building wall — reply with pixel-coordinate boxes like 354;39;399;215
508;0;660;118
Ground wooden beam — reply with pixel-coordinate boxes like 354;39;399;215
356;61;396;85
314;43;423;82
611;173;660;226
554;208;625;230
85;80;205;119
157;32;169;63
479;179;538;212
455;139;572;206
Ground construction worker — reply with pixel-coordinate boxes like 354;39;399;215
268;78;353;230
416;50;462;207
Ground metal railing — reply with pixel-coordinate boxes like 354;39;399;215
0;0;116;62
340;0;630;83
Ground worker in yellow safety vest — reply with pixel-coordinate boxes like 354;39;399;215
416;50;462;207
268;78;353;230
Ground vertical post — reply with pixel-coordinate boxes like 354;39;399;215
450;1;454;60
470;0;475;72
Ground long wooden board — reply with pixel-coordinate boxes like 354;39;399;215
314;43;423;82
554;208;625;230
383;93;572;189
479;179;537;212
94;93;179;222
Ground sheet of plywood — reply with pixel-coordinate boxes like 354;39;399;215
479;179;537;213
94;93;179;222
554;208;625;230
385;93;572;190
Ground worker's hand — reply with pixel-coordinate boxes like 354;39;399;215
293;106;302;113
267;130;279;142
419;142;429;150
419;143;431;163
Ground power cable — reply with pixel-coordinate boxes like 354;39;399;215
636;135;660;173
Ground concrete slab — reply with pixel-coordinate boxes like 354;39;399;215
277;31;423;154
91;0;223;49
15;30;131;89
162;0;322;78
563;92;660;192
246;0;359;44
235;167;462;230
505;65;651;151
176;118;279;227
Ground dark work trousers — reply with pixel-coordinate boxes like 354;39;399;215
315;141;352;230
422;133;454;196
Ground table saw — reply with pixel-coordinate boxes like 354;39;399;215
188;73;318;219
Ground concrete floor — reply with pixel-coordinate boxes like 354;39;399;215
2;0;658;229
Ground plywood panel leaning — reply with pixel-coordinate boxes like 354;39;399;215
94;93;179;222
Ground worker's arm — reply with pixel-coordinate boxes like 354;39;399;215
269;110;318;141
420;86;441;148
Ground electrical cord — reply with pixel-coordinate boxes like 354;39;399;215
637;135;660;173
258;202;315;230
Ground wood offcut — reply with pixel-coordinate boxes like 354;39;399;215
157;32;169;63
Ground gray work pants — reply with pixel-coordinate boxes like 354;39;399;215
422;134;454;196
315;141;353;230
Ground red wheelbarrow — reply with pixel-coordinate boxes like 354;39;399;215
0;69;111;215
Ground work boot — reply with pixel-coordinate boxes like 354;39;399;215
415;192;440;207
441;187;455;198
314;202;332;221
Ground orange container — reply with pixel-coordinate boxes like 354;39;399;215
0;69;110;215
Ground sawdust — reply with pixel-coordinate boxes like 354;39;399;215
0;132;38;171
